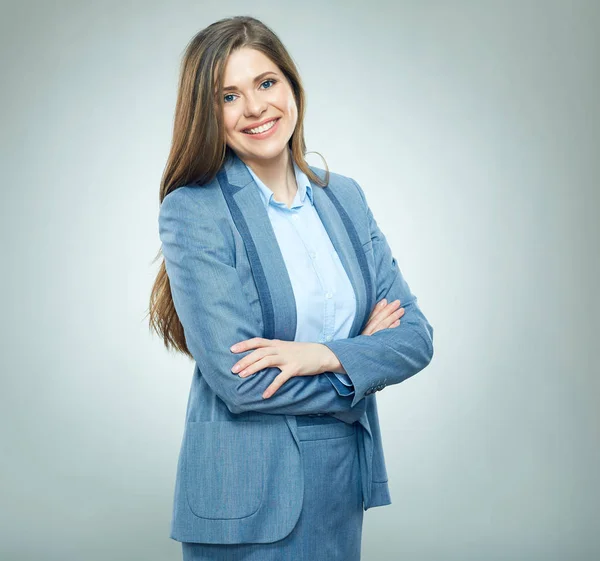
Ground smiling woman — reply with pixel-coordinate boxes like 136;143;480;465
148;14;434;561
219;48;296;157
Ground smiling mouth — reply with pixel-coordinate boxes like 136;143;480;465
242;118;280;134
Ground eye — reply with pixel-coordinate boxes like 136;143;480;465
223;79;277;104
260;79;276;90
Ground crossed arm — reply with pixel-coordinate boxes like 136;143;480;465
158;181;433;416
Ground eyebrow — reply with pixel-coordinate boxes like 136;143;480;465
221;71;278;93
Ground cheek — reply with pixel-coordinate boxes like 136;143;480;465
222;110;238;136
284;93;298;123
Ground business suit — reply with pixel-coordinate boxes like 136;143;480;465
158;149;434;548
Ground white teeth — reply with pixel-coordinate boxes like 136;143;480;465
243;119;277;134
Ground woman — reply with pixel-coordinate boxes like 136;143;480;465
149;15;434;561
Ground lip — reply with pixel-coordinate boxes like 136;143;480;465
241;117;279;132
241;117;280;139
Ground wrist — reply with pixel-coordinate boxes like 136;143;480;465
316;343;346;374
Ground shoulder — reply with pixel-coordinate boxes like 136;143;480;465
307;164;353;187
160;174;223;222
308;165;367;212
159;181;235;253
161;178;218;206
158;183;216;235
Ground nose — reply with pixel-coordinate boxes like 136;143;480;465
244;91;268;117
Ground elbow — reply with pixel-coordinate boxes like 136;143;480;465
210;386;245;415
400;302;434;367
223;383;254;415
226;386;254;415
225;400;245;415
223;386;255;415
224;366;279;414
420;320;434;367
408;317;434;370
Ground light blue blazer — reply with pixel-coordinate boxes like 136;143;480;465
158;150;435;544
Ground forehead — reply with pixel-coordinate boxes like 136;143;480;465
220;48;280;85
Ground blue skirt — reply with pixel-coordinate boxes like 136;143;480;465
181;416;364;560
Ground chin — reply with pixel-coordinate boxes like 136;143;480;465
238;140;291;161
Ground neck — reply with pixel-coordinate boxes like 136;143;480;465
242;148;298;206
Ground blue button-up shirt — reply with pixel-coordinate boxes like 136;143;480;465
244;154;355;394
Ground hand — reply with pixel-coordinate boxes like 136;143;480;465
230;338;326;399
230;299;405;399
361;298;404;335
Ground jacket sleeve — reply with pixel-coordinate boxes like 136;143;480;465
321;178;435;407
158;187;367;417
327;372;355;396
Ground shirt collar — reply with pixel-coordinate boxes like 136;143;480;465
244;150;314;210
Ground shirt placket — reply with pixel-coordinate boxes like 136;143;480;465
288;210;336;344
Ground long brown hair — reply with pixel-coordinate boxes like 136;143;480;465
147;15;329;358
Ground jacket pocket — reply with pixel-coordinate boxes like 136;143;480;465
184;420;265;520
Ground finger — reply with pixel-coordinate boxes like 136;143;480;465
230;337;270;353
381;306;404;327
375;299;401;321
370;306;404;332
232;352;253;374
366;301;402;332
231;339;277;374
262;371;293;399
368;299;387;319
233;347;277;376
238;353;278;378
363;301;392;334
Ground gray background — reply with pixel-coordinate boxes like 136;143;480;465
1;1;598;560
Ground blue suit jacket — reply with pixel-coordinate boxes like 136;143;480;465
158;150;435;544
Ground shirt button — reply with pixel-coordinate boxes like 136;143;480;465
325;335;332;341
309;251;316;259
292;214;299;220
325;292;332;299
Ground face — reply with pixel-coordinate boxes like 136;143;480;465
217;47;298;165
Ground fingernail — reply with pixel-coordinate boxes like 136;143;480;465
230;344;239;352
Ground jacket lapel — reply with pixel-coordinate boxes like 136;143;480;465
216;150;372;342
310;183;373;338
